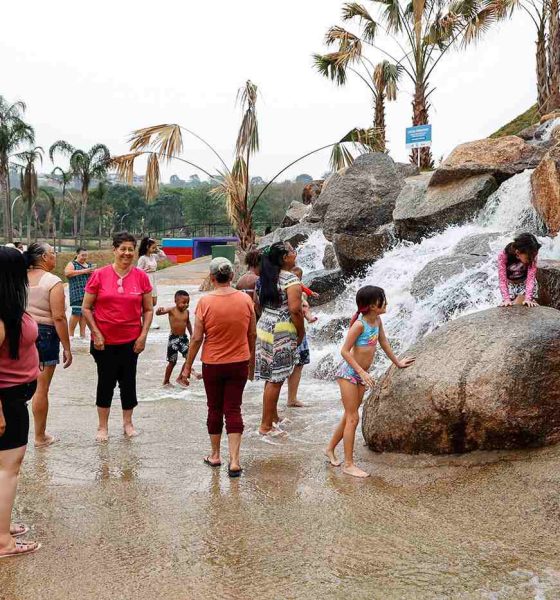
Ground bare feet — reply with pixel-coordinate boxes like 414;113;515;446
123;423;139;438
287;400;305;408
193;370;203;381
34;434;59;448
343;464;370;478
163;381;173;387
258;428;287;438
324;448;342;467
96;428;109;442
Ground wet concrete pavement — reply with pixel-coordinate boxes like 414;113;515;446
1;260;560;599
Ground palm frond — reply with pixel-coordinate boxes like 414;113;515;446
329;143;356;171
49;140;75;162
210;158;248;228
330;127;385;171
236;81;260;157
341;2;379;41
374;61;402;100
145;153;161;200
313;53;349;85
109;152;143;185
129;124;183;161
372;0;404;33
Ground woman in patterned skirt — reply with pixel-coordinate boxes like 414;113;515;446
255;242;304;436
64;248;96;338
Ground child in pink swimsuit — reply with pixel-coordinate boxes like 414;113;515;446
325;286;415;478
498;232;541;307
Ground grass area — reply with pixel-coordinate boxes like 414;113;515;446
490;104;540;138
54;250;173;280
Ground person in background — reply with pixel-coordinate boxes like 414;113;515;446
14;242;24;253
255;242;304;435
82;232;153;441
137;237;166;308
498;233;541;307
0;247;41;558
26;242;72;448
178;258;256;477
235;247;262;301
64;247;96;338
156;290;200;386
326;286;414;478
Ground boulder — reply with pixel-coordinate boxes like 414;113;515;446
395;162;420;179
258;223;319;250
312;353;339;382
362;307;560;455
430;136;546;186
517;124;541;141
393;173;498;243
280;201;311;228
410;254;489;300
540;111;560;124
453;232;502;256
301;180;324;205
333;224;395;273
322;243;339;270
322;153;404;240
309;316;350;344
303;269;346;307
307;172;344;224
531;146;560;234
537;260;560;309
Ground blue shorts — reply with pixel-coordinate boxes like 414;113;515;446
36;324;60;367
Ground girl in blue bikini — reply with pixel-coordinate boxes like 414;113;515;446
325;286;415;478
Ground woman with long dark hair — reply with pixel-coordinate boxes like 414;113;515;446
255;242;304;435
0;247;41;557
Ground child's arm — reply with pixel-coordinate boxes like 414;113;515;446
186;311;193;337
378;321;415;368
524;260;538;305
340;322;375;387
155;306;172;316
498;252;512;305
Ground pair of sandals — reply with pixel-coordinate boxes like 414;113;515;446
203;457;243;478
0;524;41;559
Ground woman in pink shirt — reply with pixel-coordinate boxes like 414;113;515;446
82;232;153;441
0;247;41;558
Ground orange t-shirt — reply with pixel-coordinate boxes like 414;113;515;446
196;290;254;364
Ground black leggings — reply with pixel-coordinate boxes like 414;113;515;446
90;343;139;410
0;381;36;451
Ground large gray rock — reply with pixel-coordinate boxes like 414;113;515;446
537;259;560;309
395;162;420;179
393;173;498;243
303;269;346;307
333;224;395;274
322;243;339;270
362;307;560;454
309;316;350;344
307;172;344;224
453;232;502;255
280;201;311;228
322;153;404;240
258;223;319;250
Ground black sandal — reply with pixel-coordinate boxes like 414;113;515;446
228;464;243;478
203;457;222;467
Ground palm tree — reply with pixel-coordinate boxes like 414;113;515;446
0;97;35;241
49;141;110;243
315;1;499;168
111;81;382;249
49;166;73;244
16;146;43;244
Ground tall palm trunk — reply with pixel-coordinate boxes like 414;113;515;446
0;162;12;242
374;90;387;152
238;214;255;250
548;0;560;112
26;198;32;245
537;15;550;115
79;179;89;244
410;80;433;169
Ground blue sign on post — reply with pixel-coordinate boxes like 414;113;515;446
406;125;432;149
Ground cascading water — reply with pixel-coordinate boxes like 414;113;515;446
302;169;557;376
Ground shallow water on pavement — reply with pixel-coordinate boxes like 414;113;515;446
1;281;560;600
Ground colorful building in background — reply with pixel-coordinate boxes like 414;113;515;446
161;237;238;264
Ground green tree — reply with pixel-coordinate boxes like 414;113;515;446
16;146;43;244
315;1;498;168
49;141;111;242
0;97;35;241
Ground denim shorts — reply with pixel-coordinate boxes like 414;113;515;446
36;324;60;367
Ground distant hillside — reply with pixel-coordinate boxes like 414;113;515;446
490;105;539;138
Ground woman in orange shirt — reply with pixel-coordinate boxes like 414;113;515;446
179;258;256;477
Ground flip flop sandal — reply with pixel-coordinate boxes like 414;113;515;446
10;524;30;538
228;465;243;478
0;541;41;559
203;457;222;467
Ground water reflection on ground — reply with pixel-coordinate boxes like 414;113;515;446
1;281;559;599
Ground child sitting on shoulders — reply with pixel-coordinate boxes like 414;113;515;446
156;290;200;385
291;266;318;324
498;233;541;308
325;286;414;478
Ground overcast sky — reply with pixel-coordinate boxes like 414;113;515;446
1;0;534;182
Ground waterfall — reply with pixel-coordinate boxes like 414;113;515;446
306;170;555;377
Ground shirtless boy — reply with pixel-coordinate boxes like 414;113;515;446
156;290;199;385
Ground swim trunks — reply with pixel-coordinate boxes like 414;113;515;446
167;334;189;364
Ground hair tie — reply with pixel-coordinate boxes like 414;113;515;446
262;246;271;256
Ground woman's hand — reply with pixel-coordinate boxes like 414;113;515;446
62;348;73;369
93;332;105;351
524;300;539;307
133;335;147;354
396;356;415;369
500;300;514;307
360;370;375;388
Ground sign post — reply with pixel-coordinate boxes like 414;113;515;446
405;125;432;169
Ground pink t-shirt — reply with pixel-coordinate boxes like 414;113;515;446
85;265;152;345
0;313;40;388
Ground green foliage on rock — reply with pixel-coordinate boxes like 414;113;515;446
490;105;540;139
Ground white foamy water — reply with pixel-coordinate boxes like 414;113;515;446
296;229;330;272
305;170;557;376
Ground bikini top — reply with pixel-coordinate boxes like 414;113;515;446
356;315;379;347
